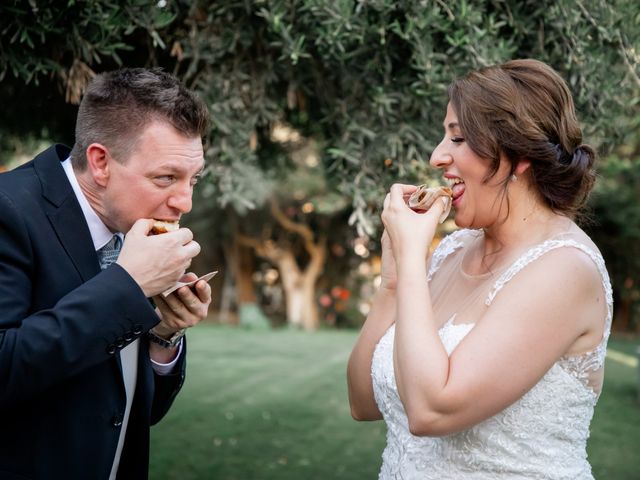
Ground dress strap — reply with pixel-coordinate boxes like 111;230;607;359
485;239;613;341
428;229;477;281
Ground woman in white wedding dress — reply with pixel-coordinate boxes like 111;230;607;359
347;59;612;480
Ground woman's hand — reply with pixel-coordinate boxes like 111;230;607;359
381;183;445;261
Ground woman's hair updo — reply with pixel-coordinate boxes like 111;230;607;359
448;59;596;218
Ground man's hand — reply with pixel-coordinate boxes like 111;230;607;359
116;219;201;297
152;272;212;338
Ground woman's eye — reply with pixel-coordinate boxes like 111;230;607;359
451;136;464;143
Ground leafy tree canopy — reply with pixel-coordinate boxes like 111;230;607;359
171;0;640;234
1;0;638;234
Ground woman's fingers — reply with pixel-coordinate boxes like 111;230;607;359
389;183;418;207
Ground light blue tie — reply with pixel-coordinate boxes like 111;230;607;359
98;235;122;270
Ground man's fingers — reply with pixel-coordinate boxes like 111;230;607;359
128;218;155;236
183;240;201;258
193;280;212;303
178;284;209;309
180;272;198;282
153;294;171;312
176;228;194;244
163;291;195;316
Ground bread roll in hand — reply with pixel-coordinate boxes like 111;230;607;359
150;220;180;235
408;185;452;223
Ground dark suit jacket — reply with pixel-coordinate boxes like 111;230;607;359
0;145;186;480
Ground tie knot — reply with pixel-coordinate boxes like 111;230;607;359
98;235;122;270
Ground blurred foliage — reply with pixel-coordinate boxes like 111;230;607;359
587;114;640;330
173;0;640;235
2;0;638;228
0;0;179;155
0;0;176;84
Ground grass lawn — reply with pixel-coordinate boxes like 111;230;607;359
150;325;639;479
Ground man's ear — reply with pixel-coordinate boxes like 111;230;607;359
515;159;531;176
85;144;110;187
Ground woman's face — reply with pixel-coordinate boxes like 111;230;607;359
430;103;511;229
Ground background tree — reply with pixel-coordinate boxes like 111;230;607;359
0;0;178;162
586;115;640;332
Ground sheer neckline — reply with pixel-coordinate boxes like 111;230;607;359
457;227;578;280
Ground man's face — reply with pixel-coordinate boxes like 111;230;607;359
102;120;204;233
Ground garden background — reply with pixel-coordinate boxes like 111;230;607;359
1;1;638;478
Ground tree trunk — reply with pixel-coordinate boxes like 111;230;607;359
275;242;325;330
237;200;327;330
227;223;271;328
278;252;305;328
279;275;319;330
217;264;238;325
301;276;320;330
235;241;258;304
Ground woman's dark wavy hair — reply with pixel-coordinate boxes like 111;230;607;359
448;59;596;219
70;68;209;170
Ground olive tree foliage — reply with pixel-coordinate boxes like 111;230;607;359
2;0;638;230
0;0;175;84
0;0;176;159
172;0;639;235
587;115;640;331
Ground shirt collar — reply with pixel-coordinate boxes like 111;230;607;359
61;158;121;251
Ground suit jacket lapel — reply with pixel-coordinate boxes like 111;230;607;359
33;146;125;377
34;145;102;282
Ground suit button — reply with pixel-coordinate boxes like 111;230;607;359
115;337;125;348
124;332;134;342
112;413;124;427
106;344;116;355
133;324;143;335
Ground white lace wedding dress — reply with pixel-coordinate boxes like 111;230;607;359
371;229;613;479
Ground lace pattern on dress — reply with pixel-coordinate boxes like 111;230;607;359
484;239;613;395
427;229;475;281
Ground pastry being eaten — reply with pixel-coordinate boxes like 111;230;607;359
150;220;180;235
408;185;453;223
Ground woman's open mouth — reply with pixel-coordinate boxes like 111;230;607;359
446;177;465;207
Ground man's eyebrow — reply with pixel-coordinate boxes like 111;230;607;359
154;163;205;175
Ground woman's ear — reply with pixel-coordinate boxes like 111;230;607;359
515;159;531;176
85;144;110;187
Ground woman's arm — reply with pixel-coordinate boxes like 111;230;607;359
393;247;605;436
347;230;401;421
347;287;396;421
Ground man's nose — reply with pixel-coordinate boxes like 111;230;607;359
168;183;193;213
429;141;452;169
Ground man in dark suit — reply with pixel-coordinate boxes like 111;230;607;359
0;68;211;479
